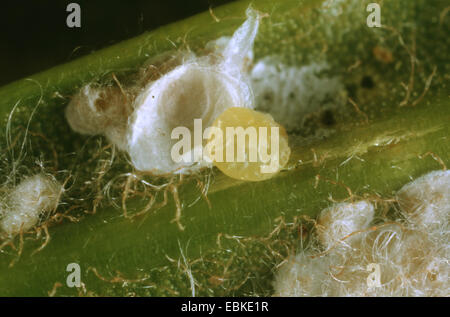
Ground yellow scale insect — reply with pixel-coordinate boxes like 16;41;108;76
206;107;291;182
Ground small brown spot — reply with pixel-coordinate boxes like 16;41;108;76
208;275;225;287
427;270;437;282
95;96;109;111
373;46;394;64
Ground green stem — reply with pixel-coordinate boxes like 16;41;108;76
0;0;448;296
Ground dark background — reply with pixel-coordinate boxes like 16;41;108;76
0;0;235;86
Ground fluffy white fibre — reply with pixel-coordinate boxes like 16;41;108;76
274;171;449;296
0;174;62;236
65;85;131;150
317;200;375;250
127;8;259;175
250;58;345;131
273;252;336;297
397;170;449;231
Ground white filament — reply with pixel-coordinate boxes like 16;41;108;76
127;8;260;174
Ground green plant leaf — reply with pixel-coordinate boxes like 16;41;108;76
0;0;448;296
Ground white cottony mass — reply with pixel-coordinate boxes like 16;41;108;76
126;8;260;175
